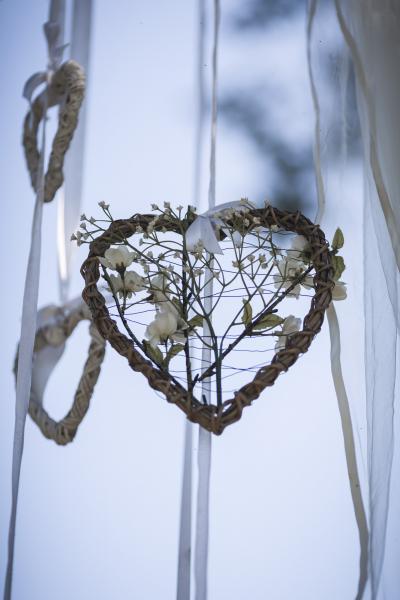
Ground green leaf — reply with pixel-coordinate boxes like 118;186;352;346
332;227;344;251
165;343;185;366
142;340;164;365
252;314;284;331
242;299;253;325
187;315;203;329
332;255;346;281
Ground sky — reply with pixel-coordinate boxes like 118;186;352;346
0;1;367;599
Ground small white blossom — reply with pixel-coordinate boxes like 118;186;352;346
273;256;307;298
70;233;77;241
124;271;145;293
107;271;145;298
149;273;171;304
99;246;135;270
145;310;178;347
275;315;301;351
80;213;87;221
164;201;171;209
288;235;309;259
98;201;110;209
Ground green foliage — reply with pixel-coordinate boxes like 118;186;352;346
187;315;203;329
252;313;284;331
164;343;185;367
242;299;253;325
332;255;346;281
142;340;164;366
332;227;344;251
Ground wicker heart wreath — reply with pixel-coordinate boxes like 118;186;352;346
81;203;335;435
14;301;106;445
23;60;85;203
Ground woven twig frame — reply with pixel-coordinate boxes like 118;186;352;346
14;303;106;445
23;60;85;203
81;205;334;435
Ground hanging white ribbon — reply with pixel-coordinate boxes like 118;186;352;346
4;4;66;599
327;305;368;600
4;104;47;600
194;2;220;599
307;3;368;599
58;0;93;302
176;0;206;597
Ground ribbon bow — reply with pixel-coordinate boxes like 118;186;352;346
22;1;68;106
185;199;254;254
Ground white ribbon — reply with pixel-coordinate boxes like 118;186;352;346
307;4;369;598
177;421;193;600
186;200;253;255
176;0;206;597
4;110;47;600
4;5;66;599
58;0;93;302
22;1;66;107
327;305;368;600
194;2;220;599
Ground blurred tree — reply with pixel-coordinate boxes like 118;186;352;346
220;0;360;215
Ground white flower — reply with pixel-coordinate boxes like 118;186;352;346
332;281;347;301
145;310;178;347
98;201;109;209
149;273;171;305
287;235;309;260
275;315;301;351
124;271;145;294
99;246;135;270
107;274;124;296
273;257;305;298
107;271;145;298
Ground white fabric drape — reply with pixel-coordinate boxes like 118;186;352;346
335;2;400;598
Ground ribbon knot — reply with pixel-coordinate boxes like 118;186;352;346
185;199;254;254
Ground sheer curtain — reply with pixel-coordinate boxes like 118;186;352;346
335;2;400;598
